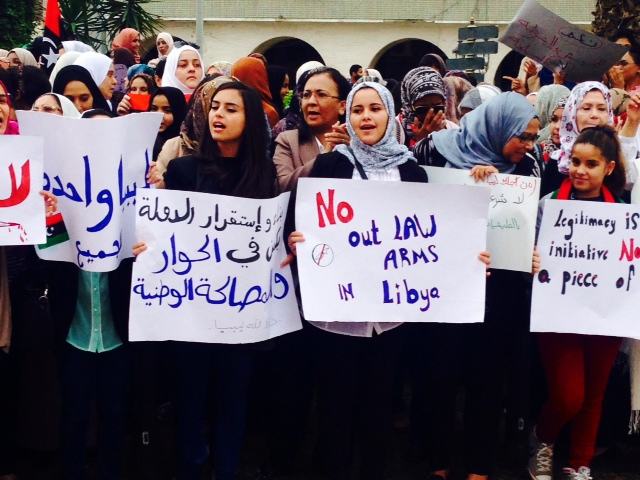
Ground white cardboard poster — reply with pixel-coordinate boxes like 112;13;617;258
17;111;161;271
425;167;540;272
295;178;489;324
0;136;45;245
531;199;640;339
129;189;302;344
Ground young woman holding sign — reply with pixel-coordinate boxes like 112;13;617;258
284;81;490;480
529;125;626;480
133;81;276;480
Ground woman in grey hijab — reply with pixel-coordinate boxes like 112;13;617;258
284;81;428;480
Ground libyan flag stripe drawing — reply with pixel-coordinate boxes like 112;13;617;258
39;212;69;249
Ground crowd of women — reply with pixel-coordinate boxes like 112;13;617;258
1;26;640;480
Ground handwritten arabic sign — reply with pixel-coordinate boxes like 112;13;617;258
425;167;539;272
295;178;489;323
129;189;302;344
0;136;45;245
531;199;640;339
499;0;627;83
17;111;162;271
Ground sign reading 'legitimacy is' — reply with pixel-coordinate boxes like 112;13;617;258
129;189;302;344
532;199;640;340
295;178;489;324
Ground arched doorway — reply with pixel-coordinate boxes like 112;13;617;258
370;39;448;81
493;50;524;91
253;37;324;86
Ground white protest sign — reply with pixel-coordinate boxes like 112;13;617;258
531;199;640;339
499;0;627;83
0;136;45;245
425;167;539;272
129;189;301;344
295;178;489;323
17;111;161;271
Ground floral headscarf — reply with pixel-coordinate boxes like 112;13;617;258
553;81;612;174
178;76;233;155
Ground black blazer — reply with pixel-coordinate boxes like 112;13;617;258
47;258;134;349
285;151;429;242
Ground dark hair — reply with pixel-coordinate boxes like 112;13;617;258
127;73;157;95
385;78;402;114
349;64;362;75
267;65;288;118
298;66;350;143
81;108;115;119
155;59;166;79
572;125;626;195
419;53;447;76
198;81;275;198
610;29;640;65
1;66;51;110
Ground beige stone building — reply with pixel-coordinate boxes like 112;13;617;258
144;0;596;86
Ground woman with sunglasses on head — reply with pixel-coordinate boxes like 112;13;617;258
273;66;351;192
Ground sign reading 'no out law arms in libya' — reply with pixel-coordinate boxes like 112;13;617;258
0;136;46;245
295;178;489;323
532;200;640;340
425;167;540;272
129;189;302;344
17;111;162;272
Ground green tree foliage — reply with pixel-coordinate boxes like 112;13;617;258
60;0;162;51
0;0;42;50
592;0;640;38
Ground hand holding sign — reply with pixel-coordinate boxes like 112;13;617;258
500;0;628;83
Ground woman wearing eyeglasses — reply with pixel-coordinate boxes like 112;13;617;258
411;92;542;480
399;66;457;148
31;93;81;118
272;66;351;192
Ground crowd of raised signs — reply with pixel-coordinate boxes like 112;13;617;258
2;24;640;480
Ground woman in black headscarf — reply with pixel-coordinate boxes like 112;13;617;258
267;65;289;119
52;65;110;113
148;86;188;161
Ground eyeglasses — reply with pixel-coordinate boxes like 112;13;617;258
32;105;62;114
299;90;341;102
413;105;445;120
514;132;539;144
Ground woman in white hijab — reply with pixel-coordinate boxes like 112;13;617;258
74;52;117;103
155;32;174;60
49;51;82;85
7;48;38;68
161;45;204;96
32;93;81;118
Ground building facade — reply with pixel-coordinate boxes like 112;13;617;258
144;0;596;85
